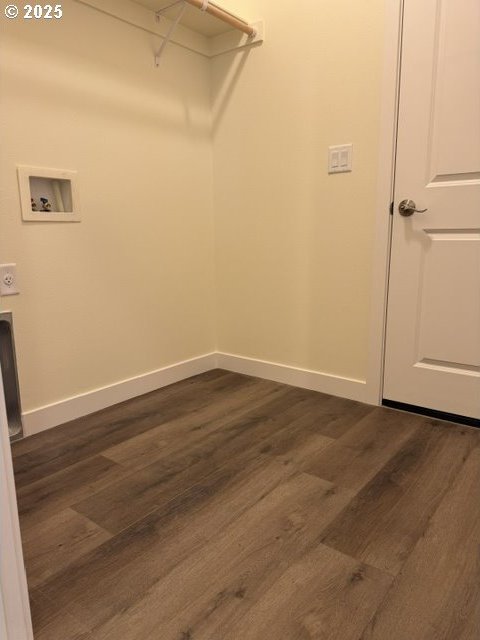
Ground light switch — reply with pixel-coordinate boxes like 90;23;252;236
328;144;353;174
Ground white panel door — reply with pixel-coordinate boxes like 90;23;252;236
384;0;480;419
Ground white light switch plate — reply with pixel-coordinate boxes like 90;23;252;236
328;144;353;174
0;264;19;296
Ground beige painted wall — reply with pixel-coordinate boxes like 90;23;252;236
0;0;216;412
212;0;385;382
1;0;386;417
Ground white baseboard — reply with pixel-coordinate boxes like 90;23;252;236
216;352;369;404
22;353;217;436
21;351;371;437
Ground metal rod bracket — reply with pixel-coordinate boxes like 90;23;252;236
154;0;187;65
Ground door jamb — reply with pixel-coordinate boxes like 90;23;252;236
365;0;405;405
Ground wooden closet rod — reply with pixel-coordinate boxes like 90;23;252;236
185;0;257;37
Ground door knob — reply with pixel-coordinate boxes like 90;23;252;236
398;199;428;217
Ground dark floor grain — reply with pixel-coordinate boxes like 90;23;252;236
12;369;480;640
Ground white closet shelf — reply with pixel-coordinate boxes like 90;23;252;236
136;0;256;38
76;0;263;62
150;0;262;63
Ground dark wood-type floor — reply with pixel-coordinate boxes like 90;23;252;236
12;369;480;640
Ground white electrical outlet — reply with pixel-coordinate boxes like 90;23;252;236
0;264;19;296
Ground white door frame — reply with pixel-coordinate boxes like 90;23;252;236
0;365;33;640
366;0;404;405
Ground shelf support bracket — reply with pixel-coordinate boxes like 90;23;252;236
154;0;187;66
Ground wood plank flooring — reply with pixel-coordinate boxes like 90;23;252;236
11;369;480;640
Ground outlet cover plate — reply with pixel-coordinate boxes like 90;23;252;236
0;264;19;296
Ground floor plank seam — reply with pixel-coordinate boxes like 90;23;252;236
33;585;90;634
71;451;289;539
